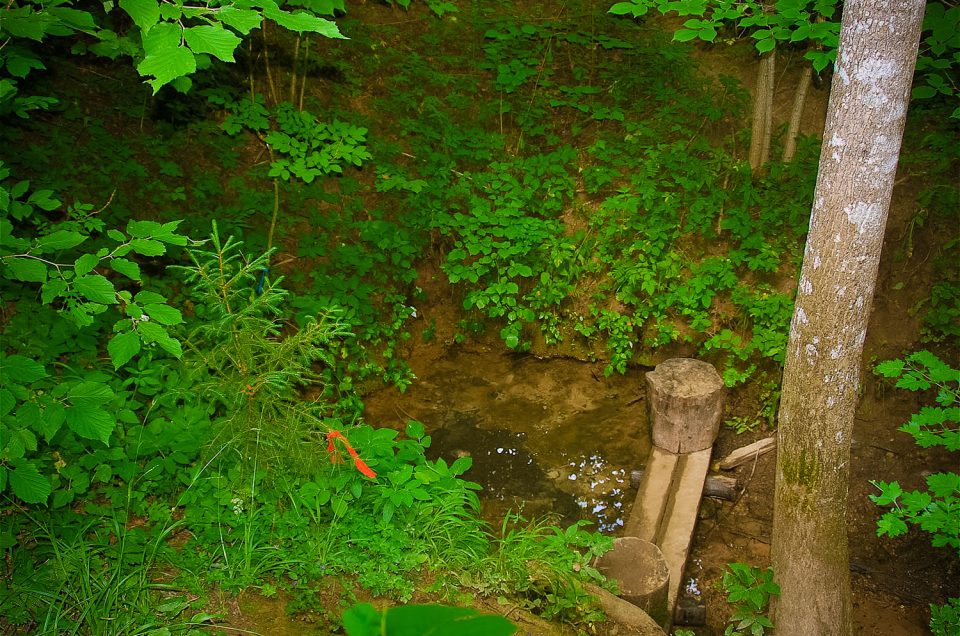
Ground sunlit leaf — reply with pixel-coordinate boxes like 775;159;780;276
108;330;141;369
65;405;114;444
184;25;241;62
74;274;118;304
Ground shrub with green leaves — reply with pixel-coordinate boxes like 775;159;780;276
719;563;779;636
871;351;959;635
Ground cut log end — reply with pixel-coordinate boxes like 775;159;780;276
646;358;725;454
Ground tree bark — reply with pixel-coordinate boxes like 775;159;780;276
748;49;776;172
770;2;925;635
782;64;813;163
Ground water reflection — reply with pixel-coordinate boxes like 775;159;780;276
364;351;652;534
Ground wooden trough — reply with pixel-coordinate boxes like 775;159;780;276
596;358;725;630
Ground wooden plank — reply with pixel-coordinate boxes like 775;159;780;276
624;448;679;541
657;448;712;612
717;436;776;470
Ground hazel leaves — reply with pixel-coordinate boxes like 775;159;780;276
125;0;345;92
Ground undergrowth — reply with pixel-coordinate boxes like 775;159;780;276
1;0;957;633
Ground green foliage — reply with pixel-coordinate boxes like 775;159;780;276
2;2;956;632
610;0;840;69
0;163;192;505
871;351;959;634
466;515;614;627
342;603;517;636
0;0;345;107
212;94;373;181
915;3;960;118
870;352;959;553
173;224;352;463
720;563;779;636
610;0;959;116
930;598;960;636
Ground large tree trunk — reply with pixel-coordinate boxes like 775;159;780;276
769;1;925;635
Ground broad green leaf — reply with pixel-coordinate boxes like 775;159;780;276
3;425;26;460
5;257;47;282
68;381;115;407
92;464;112;482
131;238;167;256
74;252;100;277
756;37;776;53
0;12;50;41
74;274;118;304
144;303;183;325
37;403;65;442
184;25;241;62
927;472;960;498
609;2;648;17
111;258;141;280
342;603;381;635
874;359;905;378
52;489;75;509
4;48;46;78
385;604;517;636
159;3;181;20
41;278;68;304
127;219;163;238
69;302;97;328
8;461;50;504
135;291;166;304
1;355;48;383
35;230;85;253
0;388;14;416
11;427;37;452
26;190;60;212
48;7;97;31
262;4;344;37
108;330;141;369
876;513;908;537
450;455;473;476
897;373;930;391
154;220;188;245
65;405;114;444
120;0;161;32
138;321;183;357
138;23;198;91
217;7;263;34
405;420;425;439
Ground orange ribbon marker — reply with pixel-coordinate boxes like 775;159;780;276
326;431;377;479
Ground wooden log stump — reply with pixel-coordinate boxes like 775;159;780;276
646;359;725;454
595;537;671;629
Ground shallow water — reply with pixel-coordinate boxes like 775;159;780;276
364;350;652;533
